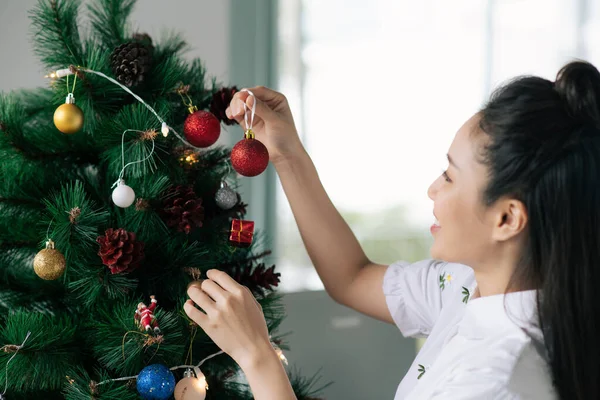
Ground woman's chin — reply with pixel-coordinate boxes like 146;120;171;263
430;239;453;261
429;241;443;260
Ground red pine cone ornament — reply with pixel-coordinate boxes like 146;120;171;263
97;228;145;274
210;86;238;126
162;185;204;234
231;130;269;177
183;109;221;148
233;264;280;293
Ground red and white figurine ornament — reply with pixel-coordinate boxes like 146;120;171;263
135;295;161;333
230;89;269;177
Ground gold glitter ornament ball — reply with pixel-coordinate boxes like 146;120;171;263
33;240;66;280
53;95;84;135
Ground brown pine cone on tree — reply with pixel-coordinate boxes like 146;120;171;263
132;33;155;51
109;35;153;87
97;228;145;274
161;185;204;234
210;86;238;125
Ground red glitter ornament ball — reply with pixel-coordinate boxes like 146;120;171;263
231;136;270;177
183;110;221;148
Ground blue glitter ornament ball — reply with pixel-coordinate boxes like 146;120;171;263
136;364;176;400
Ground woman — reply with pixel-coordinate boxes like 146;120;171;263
184;60;600;399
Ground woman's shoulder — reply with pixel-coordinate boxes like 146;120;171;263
457;290;553;393
386;259;474;286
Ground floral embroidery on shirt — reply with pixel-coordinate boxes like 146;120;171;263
417;364;427;379
439;272;453;290
462;286;470;304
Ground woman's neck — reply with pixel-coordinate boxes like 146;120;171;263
471;250;521;298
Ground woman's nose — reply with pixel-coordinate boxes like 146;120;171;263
427;178;439;201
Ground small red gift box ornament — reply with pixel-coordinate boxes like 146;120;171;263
229;219;255;247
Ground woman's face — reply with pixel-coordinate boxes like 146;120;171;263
427;114;499;266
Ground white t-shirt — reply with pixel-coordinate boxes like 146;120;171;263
383;260;557;399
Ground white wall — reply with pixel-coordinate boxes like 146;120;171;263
0;0;231;91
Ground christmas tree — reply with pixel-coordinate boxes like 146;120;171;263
0;0;324;398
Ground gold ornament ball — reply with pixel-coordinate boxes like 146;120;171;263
174;377;207;400
33;248;66;280
53;103;84;134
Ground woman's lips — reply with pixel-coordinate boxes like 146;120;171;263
430;216;440;234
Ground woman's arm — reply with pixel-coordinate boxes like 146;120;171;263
239;343;296;400
273;149;392;322
227;87;391;323
184;270;296;400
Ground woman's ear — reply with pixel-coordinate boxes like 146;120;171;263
492;199;528;241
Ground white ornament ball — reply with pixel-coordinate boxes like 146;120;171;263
112;180;136;208
174;376;207;400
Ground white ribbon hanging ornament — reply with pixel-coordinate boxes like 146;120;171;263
241;89;257;139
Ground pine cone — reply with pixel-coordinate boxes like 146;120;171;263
234;264;281;293
132;33;155;52
97;228;145;274
109;40;152;87
162;185;204;234
210;86;238;125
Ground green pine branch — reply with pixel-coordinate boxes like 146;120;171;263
289;367;332;400
63;367;138;400
0;286;58;314
0;145;100;203
0;311;80;393
97;102;172;179
0;93;27;151
43;181;109;267
0;200;44;244
87;0;136;49
67;268;138;310
30;0;84;69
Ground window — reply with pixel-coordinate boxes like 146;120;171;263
275;0;600;292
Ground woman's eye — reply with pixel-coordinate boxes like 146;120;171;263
442;170;452;183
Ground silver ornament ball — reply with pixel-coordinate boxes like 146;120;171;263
215;182;237;210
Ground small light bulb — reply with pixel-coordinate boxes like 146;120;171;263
44;68;73;79
161;122;169;137
275;347;288;365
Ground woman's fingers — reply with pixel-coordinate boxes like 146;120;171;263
206;269;243;295
226;91;250;120
243;91;277;121
200;279;228;303
226;88;277;125
187;285;217;314
184;299;208;325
